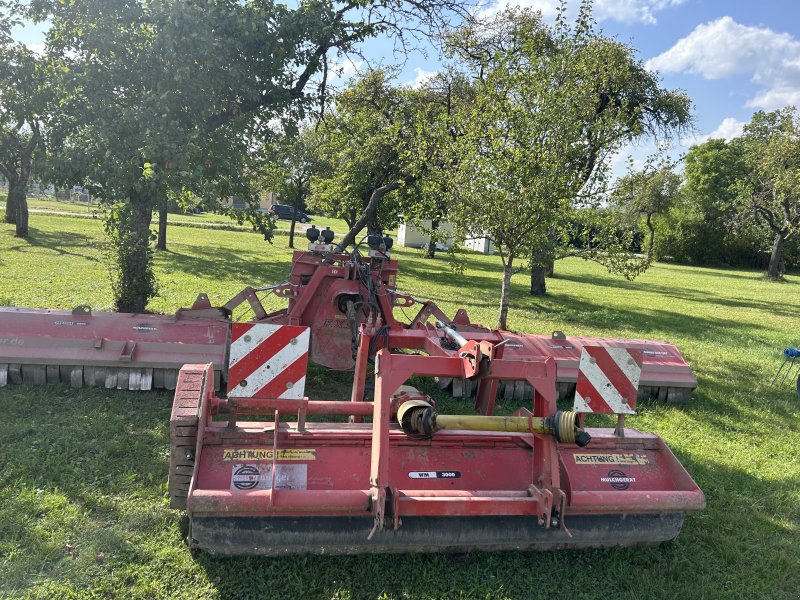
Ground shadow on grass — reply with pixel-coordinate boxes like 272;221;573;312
156;246;293;286
2;227;101;262
512;291;760;343
555;272;800;319
660;263;788;282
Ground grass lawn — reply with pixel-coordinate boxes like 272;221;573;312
0;212;798;599
22;196;350;234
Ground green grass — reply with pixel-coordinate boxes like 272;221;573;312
1;213;799;599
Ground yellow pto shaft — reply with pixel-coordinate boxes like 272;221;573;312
397;400;590;446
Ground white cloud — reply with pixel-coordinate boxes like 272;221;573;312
681;116;746;147
25;42;45;56
326;56;364;86
476;0;683;24
408;67;438;89
594;0;685;25
647;16;800;110
706;117;746;141
475;0;560;21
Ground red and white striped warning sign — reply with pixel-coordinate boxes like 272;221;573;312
573;346;644;414
228;323;310;399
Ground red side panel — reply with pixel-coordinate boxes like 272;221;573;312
497;333;697;390
0;306;229;370
558;429;705;513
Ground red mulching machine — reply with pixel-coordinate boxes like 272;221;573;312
165;231;703;555
0;229;697;404
0;229;704;553
169;316;704;554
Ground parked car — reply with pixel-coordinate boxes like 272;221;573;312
270;204;312;223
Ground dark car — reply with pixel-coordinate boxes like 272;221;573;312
270;204;312;223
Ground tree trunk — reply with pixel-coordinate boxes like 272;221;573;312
645;213;655;260
5;181;19;225
497;256;514;330
4;183;18;224
367;213;381;235
336;181;402;252
767;231;787;279
114;193;156;313
530;265;546;296
6;177;29;237
288;188;303;249
13;185;28;238
156;200;168;251
426;218;440;259
545;259;554;277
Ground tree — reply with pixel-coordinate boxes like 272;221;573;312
0;6;49;238
310;69;445;250
658;138;749;265
397;70;474;259
736;107;800;279
445;3;691;328
613;165;681;259
524;14;691;294
33;0;466;312
263;126;320;249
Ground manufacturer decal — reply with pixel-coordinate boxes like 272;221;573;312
408;471;461;479
548;345;575;350
0;337;24;345
133;324;158;333
230;463;307;491
504;341;523;350
600;469;636;490
223;448;316;461
322;319;350;329
54;320;88;327
573;453;649;466
643;350;668;356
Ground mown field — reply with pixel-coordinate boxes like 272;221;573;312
0;209;798;599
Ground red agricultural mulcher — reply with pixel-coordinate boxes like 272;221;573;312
0;230;705;553
169;316;704;555
0;228;697;403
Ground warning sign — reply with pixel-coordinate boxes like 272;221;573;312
230;464;308;491
573;453;649;466
223;448;316;461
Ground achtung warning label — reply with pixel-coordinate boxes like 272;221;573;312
222;448;316;461
573;453;649;466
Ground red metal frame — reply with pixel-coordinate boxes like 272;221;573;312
178;323;704;541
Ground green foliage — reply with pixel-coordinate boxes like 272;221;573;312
309;69;420;233
656;138;750;266
103;202;158;312
613;164;681;259
30;0;464;310
655;115;800;274
0;1;51;236
735;107;800;278
443;1;691;326
395;70;475;243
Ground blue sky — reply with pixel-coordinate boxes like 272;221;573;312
354;0;800;166
12;1;800;164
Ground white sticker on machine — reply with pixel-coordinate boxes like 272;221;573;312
230;464;308;492
408;471;461;479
